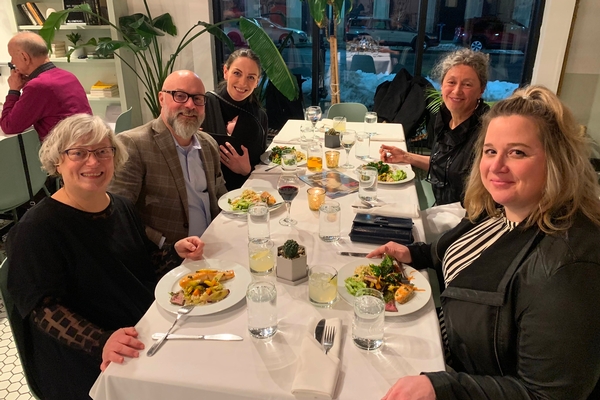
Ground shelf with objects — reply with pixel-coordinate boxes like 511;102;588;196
3;0;142;128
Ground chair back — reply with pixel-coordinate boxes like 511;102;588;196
350;54;376;74
327;103;369;122
114;107;133;134
0;129;49;217
0;259;43;399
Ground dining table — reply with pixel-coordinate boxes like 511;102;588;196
90;119;445;400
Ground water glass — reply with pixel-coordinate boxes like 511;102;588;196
247;203;270;243
248;240;275;275
307;187;326;211
332;116;346;132
325;150;340;169
307;141;323;172
358;165;378;201
340;130;357;169
281;148;297;172
355;132;370;160
308;265;338;307
364;112;377;137
319;201;341;242
247;281;277;339
352;288;384;350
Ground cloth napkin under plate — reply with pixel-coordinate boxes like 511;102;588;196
352;202;419;219
291;317;343;399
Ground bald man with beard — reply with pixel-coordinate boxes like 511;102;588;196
1;32;91;139
109;70;227;247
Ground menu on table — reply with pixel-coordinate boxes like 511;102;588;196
299;171;359;198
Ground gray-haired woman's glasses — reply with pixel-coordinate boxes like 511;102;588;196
63;147;116;162
161;90;206;106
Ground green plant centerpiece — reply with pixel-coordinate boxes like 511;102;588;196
276;239;308;285
324;127;341;148
39;2;298;118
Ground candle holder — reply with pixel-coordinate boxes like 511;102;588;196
307;187;326;211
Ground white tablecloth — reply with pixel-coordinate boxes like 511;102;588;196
90;120;444;400
344;52;392;74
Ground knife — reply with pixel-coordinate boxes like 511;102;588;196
152;333;243;341
337;251;369;257
314;318;326;344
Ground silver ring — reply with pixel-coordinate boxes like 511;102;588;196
385;152;392;158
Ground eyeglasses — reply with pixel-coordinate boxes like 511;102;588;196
63;147;116;162
161;90;206;106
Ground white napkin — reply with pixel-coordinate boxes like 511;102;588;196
272;137;303;145
421;202;465;242
353;202;419;219
291;317;342;399
369;134;405;142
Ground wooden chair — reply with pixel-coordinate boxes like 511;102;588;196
0;259;43;399
327;102;368;122
114;107;133;134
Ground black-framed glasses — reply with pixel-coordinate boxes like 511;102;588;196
63;147;116;162
161;90;206;106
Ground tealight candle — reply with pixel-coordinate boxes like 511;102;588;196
307;187;326;211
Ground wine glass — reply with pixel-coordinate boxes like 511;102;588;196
277;174;301;226
305;106;322;139
340;130;357;169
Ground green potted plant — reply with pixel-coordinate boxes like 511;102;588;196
65;32;85;59
324;127;341;148
39;2;298;118
276;239;308;285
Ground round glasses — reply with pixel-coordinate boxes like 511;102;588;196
63;147;116;162
161;90;206;106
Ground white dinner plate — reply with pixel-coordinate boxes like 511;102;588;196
155;260;252;316
260;148;308;166
217;187;284;214
356;164;415;185
337;260;432;316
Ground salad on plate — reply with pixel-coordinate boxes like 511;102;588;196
366;161;408;183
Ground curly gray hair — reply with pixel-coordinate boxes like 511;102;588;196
431;48;490;89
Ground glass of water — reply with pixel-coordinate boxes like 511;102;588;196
364;112;377;137
358;165;378;201
352;288;384;350
340;130;356;169
355;132;370;160
247;281;277;339
305;106;322;139
319;201;341;242
247;202;270;243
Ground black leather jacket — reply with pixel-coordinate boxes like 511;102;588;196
408;214;600;399
427;101;489;206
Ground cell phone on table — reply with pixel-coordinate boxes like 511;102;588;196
8;62;16;70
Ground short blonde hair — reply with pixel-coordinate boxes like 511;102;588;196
39;114;128;176
463;85;600;233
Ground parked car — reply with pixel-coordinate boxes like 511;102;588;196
224;18;308;47
345;17;439;51
454;17;529;51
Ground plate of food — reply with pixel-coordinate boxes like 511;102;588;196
218;187;284;213
359;161;415;185
338;255;431;316
261;146;307;166
155;259;252;316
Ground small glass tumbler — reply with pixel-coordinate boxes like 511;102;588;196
364;111;377;137
332;116;346;133
325;150;340;169
248;239;275;275
281;148;298;172
355;132;370;160
247;281;277;339
247;202;270;243
358;165;378;201
307;187;326;211
307;141;323;172
319;201;341;242
352;288;384;350
308;265;338;307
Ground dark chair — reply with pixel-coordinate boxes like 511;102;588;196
350;54;376;74
0;259;43;399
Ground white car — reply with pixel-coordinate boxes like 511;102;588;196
224;18;308;47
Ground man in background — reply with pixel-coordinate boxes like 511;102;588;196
1;32;91;140
109;70;227;247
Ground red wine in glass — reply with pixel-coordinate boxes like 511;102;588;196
278;185;299;202
277;175;301;226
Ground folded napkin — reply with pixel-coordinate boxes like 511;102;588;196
272;137;303;145
422;202;465;242
291;317;342;399
369;134;405;142
353;202;419;218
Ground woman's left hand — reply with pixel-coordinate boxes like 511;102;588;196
101;327;144;372
174;236;205;260
220;143;251;175
382;375;436;400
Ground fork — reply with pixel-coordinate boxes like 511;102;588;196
322;326;336;355
147;304;194;356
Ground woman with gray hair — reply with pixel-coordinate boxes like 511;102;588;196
371;86;600;399
379;48;490;205
5;114;204;400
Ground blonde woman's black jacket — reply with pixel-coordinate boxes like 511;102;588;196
408;213;600;399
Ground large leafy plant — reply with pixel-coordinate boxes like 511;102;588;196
39;2;298;118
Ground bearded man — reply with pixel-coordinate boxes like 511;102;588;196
109;70;227;247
